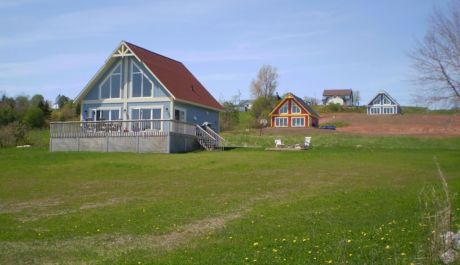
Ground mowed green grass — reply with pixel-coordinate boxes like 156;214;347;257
1;134;460;264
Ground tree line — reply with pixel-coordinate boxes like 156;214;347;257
0;93;78;147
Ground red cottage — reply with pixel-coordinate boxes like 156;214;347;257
269;93;319;128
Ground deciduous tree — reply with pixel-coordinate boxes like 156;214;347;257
410;0;460;106
250;65;279;99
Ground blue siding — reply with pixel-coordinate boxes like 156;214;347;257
174;102;219;131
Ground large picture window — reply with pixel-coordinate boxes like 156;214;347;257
279;102;288;114
131;62;153;98
100;63;121;99
383;107;394;114
291;102;301;113
131;108;162;130
90;109;120;121
370;107;380;114
291;117;305;127
274;117;288;127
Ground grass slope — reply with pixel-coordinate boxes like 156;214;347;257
0;135;459;264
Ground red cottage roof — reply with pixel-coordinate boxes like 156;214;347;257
125;42;223;110
323;89;352;97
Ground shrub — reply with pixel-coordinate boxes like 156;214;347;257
220;102;239;131
250;97;278;127
0;122;27;147
23;107;46;128
50;102;78;121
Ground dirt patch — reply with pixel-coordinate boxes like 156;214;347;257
0;190;286;263
9;196;134;222
0;197;63;214
262;114;460;136
323;113;460;136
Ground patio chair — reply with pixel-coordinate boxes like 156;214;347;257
275;138;285;148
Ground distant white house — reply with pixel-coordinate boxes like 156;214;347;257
367;91;401;115
322;89;353;106
238;100;252;112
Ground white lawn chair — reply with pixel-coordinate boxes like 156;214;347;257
304;137;312;148
275;138;284;148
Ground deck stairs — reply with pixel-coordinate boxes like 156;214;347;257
195;125;226;151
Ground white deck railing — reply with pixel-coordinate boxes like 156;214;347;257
50;120;196;138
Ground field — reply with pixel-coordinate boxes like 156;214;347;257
1;129;460;264
320;113;460;136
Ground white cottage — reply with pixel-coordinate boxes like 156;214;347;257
367;91;401;115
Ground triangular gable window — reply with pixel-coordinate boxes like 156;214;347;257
131;61;153;98
279;102;289;114
291;102;301;113
372;96;381;105
383;95;392;105
100;62;121;99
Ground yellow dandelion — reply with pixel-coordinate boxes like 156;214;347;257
253;259;257;262
349;253;352;257
346;239;352;243
385;245;390;249
253;242;259;246
282;238;287;242
401;252;406;256
245;257;249;261
292;239;297;243
326;260;333;264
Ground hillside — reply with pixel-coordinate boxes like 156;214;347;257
320;113;460;136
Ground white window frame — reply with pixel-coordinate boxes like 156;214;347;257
291;117;305;127
174;107;187;122
372;97;382;105
89;107;122;121
274;117;288;127
291;102;301;114
279;102;289;114
383;107;393;114
383;96;391;105
130;106;163;131
370;107;380;114
130;61;154;98
99;62;122;99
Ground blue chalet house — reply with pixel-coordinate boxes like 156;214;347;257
366;91;401;115
50;41;224;153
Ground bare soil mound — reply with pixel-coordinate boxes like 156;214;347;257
320;113;460;136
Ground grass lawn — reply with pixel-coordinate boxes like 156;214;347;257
0;133;460;264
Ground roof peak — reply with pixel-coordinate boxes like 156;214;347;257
123;41;183;65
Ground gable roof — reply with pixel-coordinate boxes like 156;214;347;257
75;41;223;111
323;89;352;97
269;93;319;118
367;90;400;106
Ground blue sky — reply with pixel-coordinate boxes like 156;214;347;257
0;0;442;106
